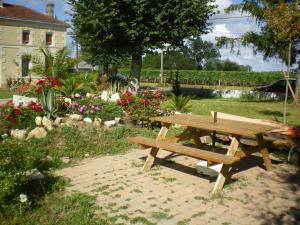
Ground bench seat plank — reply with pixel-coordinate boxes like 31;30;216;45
129;136;239;165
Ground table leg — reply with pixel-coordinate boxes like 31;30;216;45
212;137;240;194
256;133;273;171
142;124;170;172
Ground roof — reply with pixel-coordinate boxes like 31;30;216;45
0;3;69;27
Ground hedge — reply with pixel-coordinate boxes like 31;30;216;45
119;69;294;87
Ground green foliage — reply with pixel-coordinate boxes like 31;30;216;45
1;192;110;225
167;94;192;112
60;76;85;97
0;139;43;211
70;96;123;121
216;0;300;66
41;89;58;119
204;59;252;71
187;37;221;69
119;69;291;86
97;101;123;121
32;47;77;79
143;38;221;70
69;0;216;79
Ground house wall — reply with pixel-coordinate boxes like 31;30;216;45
0;19;67;87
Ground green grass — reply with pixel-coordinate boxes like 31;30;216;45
0;89;15;99
0;193;110;225
0;125;156;169
162;98;300;126
151;211;173;220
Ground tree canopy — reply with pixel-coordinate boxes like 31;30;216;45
216;0;300;66
68;0;215;81
204;59;252;71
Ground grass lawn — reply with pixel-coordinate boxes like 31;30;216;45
0;89;15;99
163;98;300;126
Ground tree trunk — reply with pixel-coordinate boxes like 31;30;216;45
131;51;142;83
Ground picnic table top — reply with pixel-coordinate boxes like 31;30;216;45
151;114;275;137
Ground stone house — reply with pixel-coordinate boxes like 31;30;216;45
0;0;69;87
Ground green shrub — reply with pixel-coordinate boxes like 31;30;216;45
167;94;192;112
70;95;123;120
0;140;40;210
119;69;294;87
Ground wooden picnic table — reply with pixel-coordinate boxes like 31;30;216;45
129;114;275;194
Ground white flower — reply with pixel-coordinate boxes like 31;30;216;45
19;194;28;203
64;98;72;104
75;93;81;98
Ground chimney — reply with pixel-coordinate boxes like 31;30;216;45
46;2;55;17
0;0;4;8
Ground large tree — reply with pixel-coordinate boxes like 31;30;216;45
187;37;220;70
216;0;300;95
68;0;215;82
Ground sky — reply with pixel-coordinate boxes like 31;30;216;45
4;0;288;71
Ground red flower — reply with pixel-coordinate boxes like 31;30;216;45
6;100;13;107
13;108;22;116
6;115;16;124
123;91;133;97
28;101;43;112
37;79;46;85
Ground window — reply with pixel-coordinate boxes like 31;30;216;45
46;33;53;46
22;30;30;45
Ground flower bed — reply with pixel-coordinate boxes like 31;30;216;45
117;90;164;127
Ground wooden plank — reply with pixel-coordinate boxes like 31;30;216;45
142;125;170;172
256;133;273;171
212;137;240;194
151;114;274;137
129;136;239;165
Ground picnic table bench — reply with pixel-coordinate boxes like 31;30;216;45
129;114;275;194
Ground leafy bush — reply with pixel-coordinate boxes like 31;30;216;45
0;140;41;211
0;100;43;131
119;69;294;87
117;91;164;127
69;95;123;120
167;93;192;112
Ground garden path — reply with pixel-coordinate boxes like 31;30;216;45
55;149;300;225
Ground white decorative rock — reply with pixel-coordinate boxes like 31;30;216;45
35;116;42;126
64;98;72;104
13;95;37;107
109;93;120;102
27;127;47;139
54;117;63;126
1;133;8;139
61;157;70;164
86;93;95;98
104;120;116;128
83;117;93;123
69;114;83;121
94;117;102;126
115;117;121;125
10;129;27;140
27;168;44;180
101;91;109;101
42;116;53;131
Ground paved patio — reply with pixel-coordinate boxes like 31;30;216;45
55;149;300;225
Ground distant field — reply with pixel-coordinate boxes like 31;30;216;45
0;89;14;99
120;69;292;87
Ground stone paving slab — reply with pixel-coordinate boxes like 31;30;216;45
55;149;300;225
